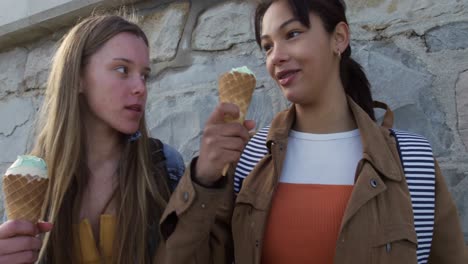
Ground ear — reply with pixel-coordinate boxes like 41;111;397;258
332;22;350;55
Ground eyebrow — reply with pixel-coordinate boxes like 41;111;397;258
113;58;151;72
260;18;300;40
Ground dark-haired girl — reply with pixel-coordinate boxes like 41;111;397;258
193;0;468;263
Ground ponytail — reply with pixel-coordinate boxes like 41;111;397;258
340;46;376;121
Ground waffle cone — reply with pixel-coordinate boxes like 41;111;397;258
218;71;256;123
2;174;48;222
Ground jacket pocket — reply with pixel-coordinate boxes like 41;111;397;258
371;224;418;264
232;190;271;264
235;189;270;211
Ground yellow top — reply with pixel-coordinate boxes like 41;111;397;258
77;215;116;264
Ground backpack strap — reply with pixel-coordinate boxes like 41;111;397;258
162;143;185;191
389;129;435;264
234;126;270;194
149;138;185;192
148;139;185;259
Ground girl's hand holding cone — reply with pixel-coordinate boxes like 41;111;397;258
0;155;51;263
194;103;255;186
0;220;52;264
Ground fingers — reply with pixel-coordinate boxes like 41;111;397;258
0;236;42;255
0;249;39;264
210;149;245;168
203;136;247;159
36;222;53;234
194;103;257;184
206;103;241;125
0;221;38;239
203;122;251;143
243;120;256;131
0;221;51;263
201;121;251;164
195;146;244;185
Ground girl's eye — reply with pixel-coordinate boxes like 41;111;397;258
141;74;149;82
115;66;128;74
287;31;301;39
262;43;272;53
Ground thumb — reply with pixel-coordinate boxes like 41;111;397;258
37;222;53;234
243;120;256;131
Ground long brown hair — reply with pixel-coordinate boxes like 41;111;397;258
32;14;171;263
254;0;376;120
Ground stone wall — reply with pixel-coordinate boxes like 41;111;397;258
0;0;467;241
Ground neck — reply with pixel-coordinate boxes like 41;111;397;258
293;82;356;134
85;123;123;174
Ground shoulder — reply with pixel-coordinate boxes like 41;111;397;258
161;142;185;181
147;138;167;170
148;138;185;189
389;129;434;157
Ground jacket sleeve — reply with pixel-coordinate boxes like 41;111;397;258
158;157;234;264
428;160;468;263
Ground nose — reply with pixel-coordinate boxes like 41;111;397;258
132;77;147;97
270;43;289;66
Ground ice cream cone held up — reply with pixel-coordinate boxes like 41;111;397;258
218;66;256;175
3;155;49;223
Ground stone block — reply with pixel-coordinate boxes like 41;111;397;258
391;104;453;157
0;48;28;99
456;71;468;150
347;0;385;10
0;119;32;167
426;22;468;52
192;1;255;51
352;41;434;109
147;92;217;161
24;40;57;90
352;41;455;156
0;163;4;221
141;2;189;63
0;97;33;137
0;163;7;177
441;167;468;243
0;98;34;163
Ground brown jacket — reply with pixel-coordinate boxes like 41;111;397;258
159;99;467;264
156;157;233;263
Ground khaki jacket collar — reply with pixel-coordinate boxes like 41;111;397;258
266;97;402;181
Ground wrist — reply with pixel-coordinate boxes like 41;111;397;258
191;157;225;188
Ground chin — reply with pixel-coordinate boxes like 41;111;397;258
284;93;301;104
280;87;299;101
116;125;140;135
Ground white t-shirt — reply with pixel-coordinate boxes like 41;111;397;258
279;129;363;185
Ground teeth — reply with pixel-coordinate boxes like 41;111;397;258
284;72;294;78
280;71;295;80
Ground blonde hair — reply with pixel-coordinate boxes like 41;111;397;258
32;14;171;263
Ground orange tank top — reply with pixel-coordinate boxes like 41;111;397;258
261;183;353;264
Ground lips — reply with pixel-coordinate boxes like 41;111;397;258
125;104;142;112
276;69;300;86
